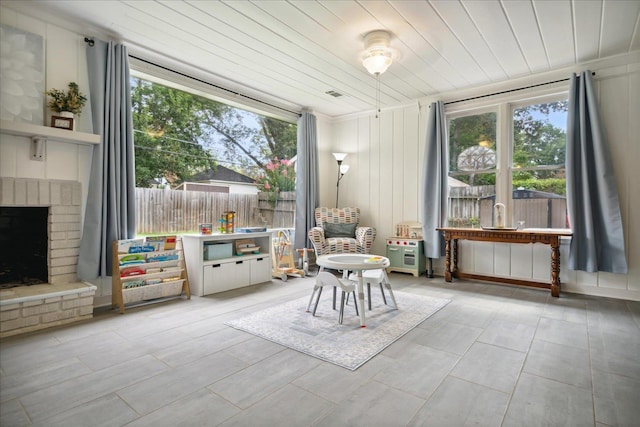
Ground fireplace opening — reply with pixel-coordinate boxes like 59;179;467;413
0;207;48;288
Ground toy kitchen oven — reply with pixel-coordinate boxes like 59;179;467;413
386;221;426;277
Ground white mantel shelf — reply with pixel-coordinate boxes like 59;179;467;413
0;120;100;145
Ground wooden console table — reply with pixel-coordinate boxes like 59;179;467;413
436;227;572;297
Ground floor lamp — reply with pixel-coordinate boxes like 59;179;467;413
333;153;349;207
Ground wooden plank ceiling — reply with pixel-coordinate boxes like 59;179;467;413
4;0;639;118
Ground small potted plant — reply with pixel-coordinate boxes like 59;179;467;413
45;82;87;130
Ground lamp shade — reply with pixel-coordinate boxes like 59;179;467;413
362;50;392;75
362;30;394;75
333;152;347;162
339;164;350;175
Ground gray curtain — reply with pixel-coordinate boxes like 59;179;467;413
566;71;627;273
77;39;136;280
294;111;319;251
421;101;449;258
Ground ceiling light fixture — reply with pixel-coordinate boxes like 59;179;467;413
361;30;394;118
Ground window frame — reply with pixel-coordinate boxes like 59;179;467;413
445;87;569;228
127;57;300;234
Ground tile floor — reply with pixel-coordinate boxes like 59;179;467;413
1;274;639;426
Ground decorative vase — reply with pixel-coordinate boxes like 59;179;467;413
493;203;505;228
58;111;74;118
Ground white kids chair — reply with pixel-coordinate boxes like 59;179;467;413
307;271;359;324
348;268;398;310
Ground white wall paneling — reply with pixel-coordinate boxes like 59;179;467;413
391;110;405;248
531;244;552;282
368;116;381;245
508;243;532;279
458;239;474;273
494;242;511;277
402;105;420;222
473;242;495;276
356;116;370;223
378;111;395;246
332;105;423;256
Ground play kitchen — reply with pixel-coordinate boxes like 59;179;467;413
386;221;426;277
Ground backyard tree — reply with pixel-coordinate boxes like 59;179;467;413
512;101;567;193
448;102;567;191
448;111;497;186
131;78;216;187
131;77;297;188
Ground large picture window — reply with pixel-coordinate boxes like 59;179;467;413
447;94;568;229
130;73;297;234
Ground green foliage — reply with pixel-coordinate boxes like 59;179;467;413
512;178;566;195
448;112;496;173
513;102;567;173
45;82;87;115
258;118;297;162
452;172;496;186
448;217;480;228
449;101;568;194
131;77;297;189
511;102;567;196
131;78;215;187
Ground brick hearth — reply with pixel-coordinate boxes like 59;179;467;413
0;177;95;337
0;282;96;338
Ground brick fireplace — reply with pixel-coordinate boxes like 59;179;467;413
0;177;96;338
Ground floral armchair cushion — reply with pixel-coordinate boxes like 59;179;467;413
308;207;376;255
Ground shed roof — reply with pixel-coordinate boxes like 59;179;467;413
188;165;255;184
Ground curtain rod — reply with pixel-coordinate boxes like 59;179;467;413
126;54;301;117
84;36;299;117
444;71;596;105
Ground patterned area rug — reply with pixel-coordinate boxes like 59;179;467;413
225;290;450;370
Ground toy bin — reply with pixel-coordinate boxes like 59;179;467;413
204;242;233;260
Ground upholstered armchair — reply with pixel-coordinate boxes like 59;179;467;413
308;207;376;256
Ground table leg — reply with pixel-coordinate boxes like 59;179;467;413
550;237;561;297
444;236;452;282
452;239;459;278
357;270;366;327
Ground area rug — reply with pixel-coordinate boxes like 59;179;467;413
225;291;450;370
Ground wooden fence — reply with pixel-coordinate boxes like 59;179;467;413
135;188;296;234
137;186;565;233
448;186;494;225
257;191;296;229
448;186;567;228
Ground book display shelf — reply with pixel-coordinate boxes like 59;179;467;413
111;235;190;313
